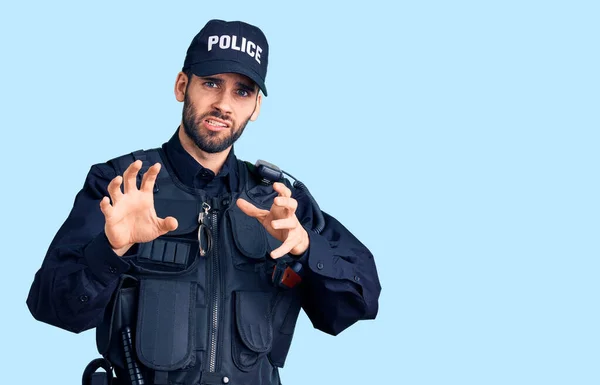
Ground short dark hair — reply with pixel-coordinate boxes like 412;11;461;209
183;69;194;92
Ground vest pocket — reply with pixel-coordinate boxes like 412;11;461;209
226;209;269;271
96;275;139;359
135;279;197;371
231;291;273;372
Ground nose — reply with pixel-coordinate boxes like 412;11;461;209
211;90;234;115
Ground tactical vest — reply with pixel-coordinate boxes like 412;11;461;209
86;148;304;385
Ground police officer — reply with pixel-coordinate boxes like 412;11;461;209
27;19;381;385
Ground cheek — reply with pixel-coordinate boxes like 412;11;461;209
187;89;215;110
191;103;213;121
236;101;257;118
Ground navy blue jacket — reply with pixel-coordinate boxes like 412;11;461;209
27;130;380;343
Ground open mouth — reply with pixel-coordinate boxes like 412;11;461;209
203;118;230;131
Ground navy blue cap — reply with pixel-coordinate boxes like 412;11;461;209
183;20;269;96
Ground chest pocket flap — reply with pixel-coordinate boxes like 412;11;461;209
227;208;268;262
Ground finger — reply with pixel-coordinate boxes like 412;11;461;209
99;196;114;218
140;163;161;192
274;196;298;213
273;182;292;198
123;160;142;194
107;175;124;204
236;198;269;219
270;235;299;259
157;216;178;233
271;217;298;230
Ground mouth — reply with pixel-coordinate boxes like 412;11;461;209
203;118;230;132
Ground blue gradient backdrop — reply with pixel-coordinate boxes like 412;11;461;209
1;1;598;384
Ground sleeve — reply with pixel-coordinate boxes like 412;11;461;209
291;187;382;336
26;163;132;334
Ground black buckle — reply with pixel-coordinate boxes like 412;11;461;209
82;358;113;385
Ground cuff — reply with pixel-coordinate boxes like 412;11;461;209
289;226;311;264
84;232;131;285
304;229;347;279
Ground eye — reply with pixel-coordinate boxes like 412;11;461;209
203;81;218;88
236;89;250;97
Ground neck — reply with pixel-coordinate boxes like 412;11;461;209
178;125;230;175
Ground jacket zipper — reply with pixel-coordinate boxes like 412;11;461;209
208;204;220;372
198;201;221;372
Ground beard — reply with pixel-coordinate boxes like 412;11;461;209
182;92;251;154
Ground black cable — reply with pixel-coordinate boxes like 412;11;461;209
282;170;326;234
121;326;145;385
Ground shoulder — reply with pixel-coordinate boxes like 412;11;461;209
84;148;160;181
103;148;163;174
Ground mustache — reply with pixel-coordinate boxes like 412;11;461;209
199;110;232;123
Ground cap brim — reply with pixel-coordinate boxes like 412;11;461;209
190;60;268;96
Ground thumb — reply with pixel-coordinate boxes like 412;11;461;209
236;198;266;219
158;216;178;233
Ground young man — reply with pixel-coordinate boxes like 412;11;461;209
27;19;381;385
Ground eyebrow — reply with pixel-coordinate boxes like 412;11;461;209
236;82;256;93
200;76;224;85
199;76;256;93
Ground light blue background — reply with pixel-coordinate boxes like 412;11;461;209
1;1;598;384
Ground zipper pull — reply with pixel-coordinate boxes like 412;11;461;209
198;202;212;256
198;202;211;224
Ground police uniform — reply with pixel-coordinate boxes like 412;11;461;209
27;20;381;385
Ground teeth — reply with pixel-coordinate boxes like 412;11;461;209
207;119;226;127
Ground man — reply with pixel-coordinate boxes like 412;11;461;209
27;19;381;385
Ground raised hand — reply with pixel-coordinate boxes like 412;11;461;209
236;182;309;259
99;160;178;256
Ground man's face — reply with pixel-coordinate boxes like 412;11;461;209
181;72;261;154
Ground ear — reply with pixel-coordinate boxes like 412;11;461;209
174;72;189;102
250;93;262;121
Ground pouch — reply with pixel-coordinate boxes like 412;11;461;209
135;279;198;371
225;208;269;272
231;291;273;372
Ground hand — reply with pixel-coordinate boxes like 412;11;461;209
236;182;309;259
99;160;178;256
